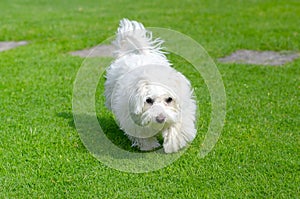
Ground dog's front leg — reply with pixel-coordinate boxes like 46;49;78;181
162;124;187;153
127;135;161;151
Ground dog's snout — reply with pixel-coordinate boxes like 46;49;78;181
155;114;166;123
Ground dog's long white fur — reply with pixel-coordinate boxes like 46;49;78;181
105;19;197;153
113;18;164;58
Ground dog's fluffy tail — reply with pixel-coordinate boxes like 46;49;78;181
113;18;165;58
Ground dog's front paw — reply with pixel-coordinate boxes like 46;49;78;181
139;140;161;151
163;141;181;153
162;126;190;153
130;136;161;151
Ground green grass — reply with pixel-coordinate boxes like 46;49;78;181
1;0;299;198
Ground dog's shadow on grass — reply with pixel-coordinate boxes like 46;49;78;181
57;112;139;152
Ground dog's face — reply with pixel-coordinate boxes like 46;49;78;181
129;81;180;128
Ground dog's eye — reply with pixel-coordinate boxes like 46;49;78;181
146;97;154;105
165;97;173;103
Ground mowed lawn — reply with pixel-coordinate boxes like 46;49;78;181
0;0;299;198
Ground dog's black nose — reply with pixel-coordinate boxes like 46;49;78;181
155;114;166;123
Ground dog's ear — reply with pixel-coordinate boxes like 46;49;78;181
129;80;148;115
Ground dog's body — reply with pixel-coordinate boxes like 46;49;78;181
105;19;196;153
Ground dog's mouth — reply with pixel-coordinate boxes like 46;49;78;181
130;112;168;127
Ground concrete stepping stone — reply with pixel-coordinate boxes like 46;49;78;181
71;46;300;66
0;41;28;52
70;45;114;58
219;50;299;66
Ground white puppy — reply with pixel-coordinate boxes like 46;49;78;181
104;19;197;153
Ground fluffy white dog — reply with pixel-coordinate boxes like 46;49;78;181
104;19;197;153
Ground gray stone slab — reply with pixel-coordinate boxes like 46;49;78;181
219;50;300;66
70;45;114;58
0;41;28;52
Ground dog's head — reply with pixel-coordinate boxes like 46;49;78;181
129;80;180;128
